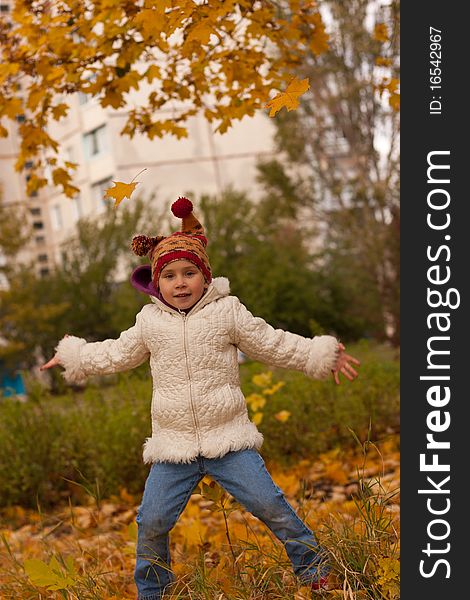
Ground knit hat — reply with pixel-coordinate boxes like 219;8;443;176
130;197;212;295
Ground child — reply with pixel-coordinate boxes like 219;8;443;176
41;198;360;599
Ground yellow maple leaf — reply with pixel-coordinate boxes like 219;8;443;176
104;169;146;207
51;103;68;120
104;181;139;208
145;64;161;83
186;19;217;45
101;88;125;109
265;77;310;117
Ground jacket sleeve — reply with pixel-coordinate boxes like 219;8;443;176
231;298;339;380
54;308;150;385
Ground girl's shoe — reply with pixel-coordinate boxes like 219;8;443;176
311;576;329;591
310;576;341;597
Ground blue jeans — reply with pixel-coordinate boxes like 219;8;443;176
134;449;328;600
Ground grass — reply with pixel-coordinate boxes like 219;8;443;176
0;341;398;510
0;431;399;599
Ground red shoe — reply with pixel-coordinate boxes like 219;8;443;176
311;576;329;591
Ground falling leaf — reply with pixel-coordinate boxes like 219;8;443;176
265;77;310;117
104;169;146;208
104;181;139;207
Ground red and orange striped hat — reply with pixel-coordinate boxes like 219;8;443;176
131;197;212;293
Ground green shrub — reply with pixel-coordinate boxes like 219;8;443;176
244;340;399;465
0;369;152;508
0;342;398;509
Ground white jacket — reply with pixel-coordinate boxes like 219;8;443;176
56;277;339;464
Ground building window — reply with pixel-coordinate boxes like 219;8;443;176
78;92;90;105
25;160;33;169
33;221;44;230
51;204;62;231
71;195;82;222
35;235;45;245
0;4;10;12
26;173;39;197
29;207;41;216
16;114;25;123
37;254;48;263
83;125;108;159
40;268;50;277
92;177;113;212
65;146;76;163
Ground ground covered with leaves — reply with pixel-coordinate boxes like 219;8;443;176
0;434;399;600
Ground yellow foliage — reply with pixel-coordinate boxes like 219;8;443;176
374;23;389;43
252;372;273;388
272;471;300;497
375;557;400;599
24;556;77;591
246;393;266;412
263;381;285;395
252;412;263;425
308;12;330;55
0;437;400;598
182;519;208;548
323;462;349;484
0;0;330;198
265;77;310;117
274;410;291;422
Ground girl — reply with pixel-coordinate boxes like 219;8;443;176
42;198;359;599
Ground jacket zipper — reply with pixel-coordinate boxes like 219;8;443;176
179;310;202;453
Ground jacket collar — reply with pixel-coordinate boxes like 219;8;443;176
149;277;230;316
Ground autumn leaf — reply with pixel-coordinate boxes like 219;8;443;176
24;556;77;591
374;23;389;43
265;77;310;117
246;393;266;412
252;372;273;388
274;410;291;422
186;19;217;45
104;181;139;208
0;1;330;199
104;169;147;208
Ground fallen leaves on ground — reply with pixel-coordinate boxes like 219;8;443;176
0;435;399;599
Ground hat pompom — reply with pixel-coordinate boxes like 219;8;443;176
171;197;193;218
132;235;155;256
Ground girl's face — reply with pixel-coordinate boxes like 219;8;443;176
158;259;207;310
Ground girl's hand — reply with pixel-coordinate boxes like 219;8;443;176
40;355;62;370
332;342;360;385
40;334;69;371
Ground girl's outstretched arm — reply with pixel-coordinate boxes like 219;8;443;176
40;308;151;385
